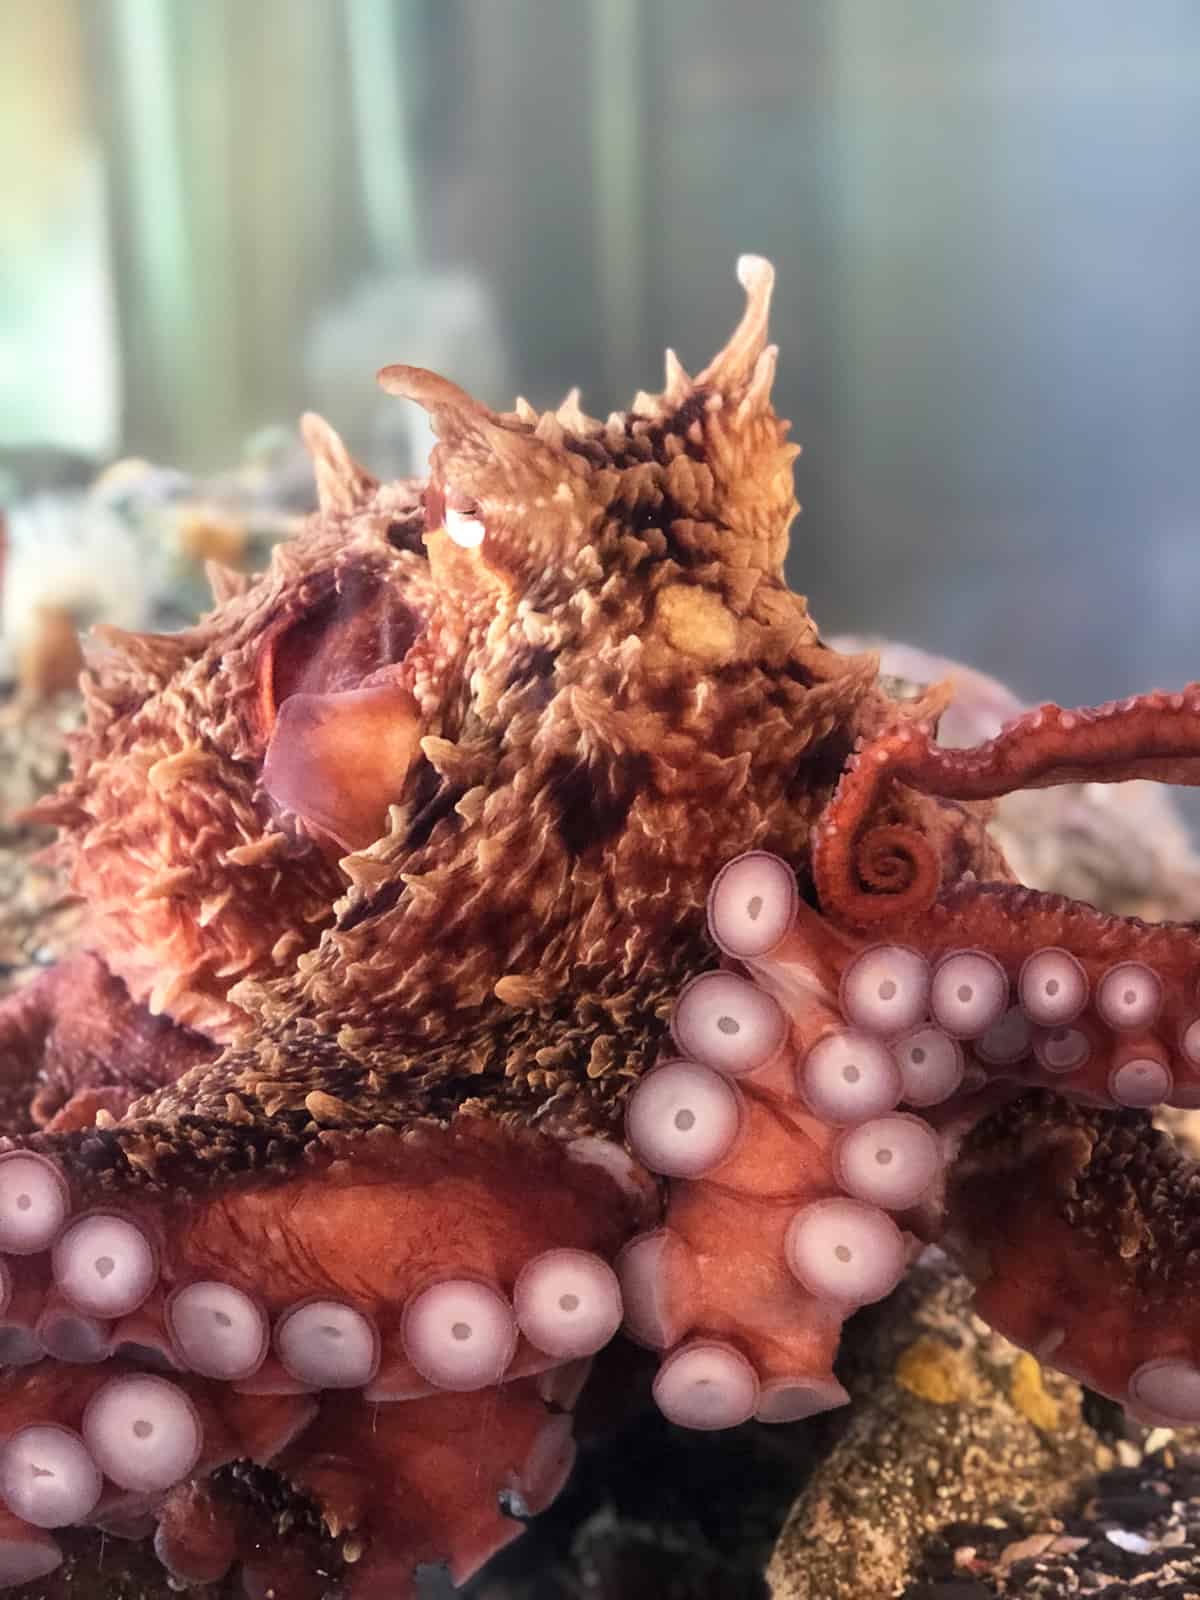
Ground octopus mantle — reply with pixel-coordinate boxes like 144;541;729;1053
0;258;1198;1597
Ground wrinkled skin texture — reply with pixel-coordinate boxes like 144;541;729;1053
0;258;1197;1596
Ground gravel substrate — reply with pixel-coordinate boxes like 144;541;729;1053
907;1434;1200;1600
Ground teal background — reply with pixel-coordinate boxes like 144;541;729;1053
2;2;1199;716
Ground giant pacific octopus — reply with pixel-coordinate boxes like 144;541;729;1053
0;257;1199;1595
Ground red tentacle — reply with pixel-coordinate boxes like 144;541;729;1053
814;686;1200;933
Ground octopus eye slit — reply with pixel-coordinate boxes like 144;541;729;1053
445;506;486;549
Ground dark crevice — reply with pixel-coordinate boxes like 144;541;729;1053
547;750;651;858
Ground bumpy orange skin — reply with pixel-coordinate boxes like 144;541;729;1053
0;259;1197;1595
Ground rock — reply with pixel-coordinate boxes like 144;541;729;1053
766;1256;1103;1600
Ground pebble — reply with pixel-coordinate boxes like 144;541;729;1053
905;1446;1200;1600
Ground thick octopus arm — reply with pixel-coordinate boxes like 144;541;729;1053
948;1094;1200;1428
616;846;1200;1442
150;1375;583;1596
0;1113;654;1590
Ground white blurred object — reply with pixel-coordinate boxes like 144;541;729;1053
0;494;149;689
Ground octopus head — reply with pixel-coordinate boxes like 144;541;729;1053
45;260;868;1054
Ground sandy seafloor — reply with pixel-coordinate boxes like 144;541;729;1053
6;683;1200;1600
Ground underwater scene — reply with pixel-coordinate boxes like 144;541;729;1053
3;5;1200;1598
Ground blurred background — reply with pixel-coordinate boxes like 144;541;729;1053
2;0;1199;715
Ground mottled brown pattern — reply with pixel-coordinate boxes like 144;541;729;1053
6;257;1199;1599
0;260;921;1595
22;260;891;1195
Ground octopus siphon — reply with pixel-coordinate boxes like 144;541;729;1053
0;257;1199;1597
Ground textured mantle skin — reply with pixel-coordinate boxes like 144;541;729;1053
0;260;1198;1597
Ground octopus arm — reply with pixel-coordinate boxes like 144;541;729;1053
814;688;1200;929
0;1109;653;1588
0;955;217;1134
948;1094;1200;1426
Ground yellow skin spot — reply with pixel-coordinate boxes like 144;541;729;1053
894;1333;967;1405
654;582;739;667
1010;1352;1062;1431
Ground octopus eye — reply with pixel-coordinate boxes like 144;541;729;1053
445;507;486;549
436;485;486;549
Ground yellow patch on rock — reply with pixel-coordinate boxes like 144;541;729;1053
895;1334;967;1405
1010;1352;1061;1431
654;583;738;666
